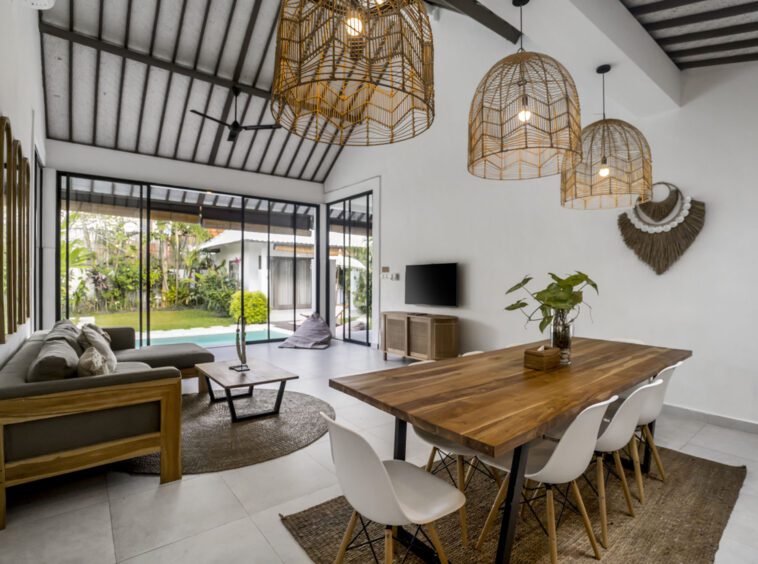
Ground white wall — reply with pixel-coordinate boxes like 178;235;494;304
326;11;758;424
0;0;48;365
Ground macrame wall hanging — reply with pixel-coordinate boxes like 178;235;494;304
618;182;705;275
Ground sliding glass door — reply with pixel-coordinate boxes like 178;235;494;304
327;192;373;345
58;173;318;348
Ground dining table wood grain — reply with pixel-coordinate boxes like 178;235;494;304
329;338;693;458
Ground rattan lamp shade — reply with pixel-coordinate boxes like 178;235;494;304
272;0;434;146
468;51;582;180
561;118;652;210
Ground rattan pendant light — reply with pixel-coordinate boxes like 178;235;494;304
561;65;652;209
468;0;582;180
272;0;435;146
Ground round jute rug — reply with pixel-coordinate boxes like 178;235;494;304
124;390;335;474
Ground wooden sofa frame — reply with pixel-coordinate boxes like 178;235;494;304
0;376;182;529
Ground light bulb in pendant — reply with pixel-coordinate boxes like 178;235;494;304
345;16;364;37
517;95;531;123
598;156;610;178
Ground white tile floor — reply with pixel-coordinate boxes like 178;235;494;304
1;340;756;563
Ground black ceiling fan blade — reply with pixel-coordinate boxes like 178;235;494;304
227;128;239;142
240;124;282;131
189;109;229;127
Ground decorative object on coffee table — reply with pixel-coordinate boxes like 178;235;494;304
230;314;249;372
196;358;299;423
618;182;706;275
505;272;598;365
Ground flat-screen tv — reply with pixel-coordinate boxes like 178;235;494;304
405;263;458;306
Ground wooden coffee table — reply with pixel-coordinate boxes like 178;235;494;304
195;359;299;423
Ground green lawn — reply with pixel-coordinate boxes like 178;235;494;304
74;309;235;331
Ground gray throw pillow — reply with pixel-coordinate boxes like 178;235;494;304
45;319;84;356
27;339;80;382
82;325;118;372
77;323;111;350
77;346;111;377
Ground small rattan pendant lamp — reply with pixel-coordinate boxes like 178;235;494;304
271;0;435;146
468;0;582;180
561;65;652;209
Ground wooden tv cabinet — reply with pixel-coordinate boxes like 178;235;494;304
381;312;459;361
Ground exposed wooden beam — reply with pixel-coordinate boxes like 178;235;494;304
678;52;758;69
646;2;758;32
135;0;163;153
657;22;758;46
630;0;709;17
208;0;261;166
38;22;271;100
433;0;520;44
669;37;758;58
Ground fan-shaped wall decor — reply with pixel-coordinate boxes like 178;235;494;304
561;65;652;210
272;0;435;146
468;50;582;181
618;183;705;275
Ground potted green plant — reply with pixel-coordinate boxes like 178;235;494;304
505;272;598;365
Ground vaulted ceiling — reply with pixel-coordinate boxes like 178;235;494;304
621;0;758;69
40;0;343;183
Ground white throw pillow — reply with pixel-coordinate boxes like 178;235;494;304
82;325;118;372
78;346;111;377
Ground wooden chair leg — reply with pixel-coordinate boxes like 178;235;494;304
335;511;359;564
455;456;469;546
384;528;394;564
425;447;438;472
464;457;478;488
160;382;182;484
596;455;608;548
612;451;636;517
629;436;645;504
546;485;559;564
0;483;5;531
0;427;5;530
643;425;667;482
425;522;448;564
475;476;509;550
488;465;503;488
571;480;602;560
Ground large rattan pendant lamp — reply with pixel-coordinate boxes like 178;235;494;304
468;0;582;180
561;65;653;209
271;0;435;146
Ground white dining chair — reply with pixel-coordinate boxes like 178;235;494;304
594;379;663;547
630;361;682;502
475;396;617;563
322;414;465;564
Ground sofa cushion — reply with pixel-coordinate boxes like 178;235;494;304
77;347;111;378
82;326;118;372
77;323;111;350
114;361;152;373
115;343;214;369
0;338;45;388
45;319;83;356
27;339;80;382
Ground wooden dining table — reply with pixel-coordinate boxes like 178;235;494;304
329;338;692;563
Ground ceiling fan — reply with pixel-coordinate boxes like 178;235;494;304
190;86;281;142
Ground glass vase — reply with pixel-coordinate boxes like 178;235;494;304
551;310;573;366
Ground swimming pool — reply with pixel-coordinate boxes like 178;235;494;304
146;328;291;347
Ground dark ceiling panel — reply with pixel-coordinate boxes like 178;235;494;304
621;0;758;68
41;0;325;183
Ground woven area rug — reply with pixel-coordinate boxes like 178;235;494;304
281;448;745;563
124;390;334;474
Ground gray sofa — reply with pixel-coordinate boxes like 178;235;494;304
0;325;214;529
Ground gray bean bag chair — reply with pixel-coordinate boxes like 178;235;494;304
278;313;332;349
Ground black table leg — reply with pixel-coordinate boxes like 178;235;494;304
390;417;440;563
222;381;289;423
495;443;530;564
642;421;655;474
394;418;407;460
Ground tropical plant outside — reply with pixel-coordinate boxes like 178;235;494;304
229;290;269;324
